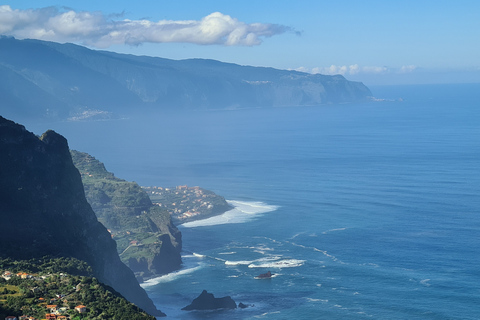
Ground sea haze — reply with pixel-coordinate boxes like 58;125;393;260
23;83;480;319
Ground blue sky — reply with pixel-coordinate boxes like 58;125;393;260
2;0;480;85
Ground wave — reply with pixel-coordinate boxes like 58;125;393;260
306;298;328;303
225;260;254;266
248;259;305;269
255;255;282;262
181;200;279;228
140;265;203;288
420;279;431;287
286;240;347;265
322;227;347;234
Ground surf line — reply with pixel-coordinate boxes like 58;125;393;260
285;240;346;265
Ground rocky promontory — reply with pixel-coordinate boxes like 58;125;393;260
71;150;183;280
143;185;233;225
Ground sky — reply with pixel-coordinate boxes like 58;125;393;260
2;0;480;85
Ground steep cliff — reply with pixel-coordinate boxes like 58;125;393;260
0;116;164;316
0;37;372;121
70;150;182;279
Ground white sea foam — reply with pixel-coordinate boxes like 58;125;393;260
181;200;279;228
290;232;306;239
306;298;328;303
225;260;254;266
248;259;305;268
218;251;236;255
140;265;203;288
322;227;347;234
255;311;281;318
420;279;431;287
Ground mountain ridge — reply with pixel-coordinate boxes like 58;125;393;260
0;36;372;120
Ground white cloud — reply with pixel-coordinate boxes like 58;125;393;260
296;64;417;76
306;64;366;76
0;6;290;47
399;65;417;73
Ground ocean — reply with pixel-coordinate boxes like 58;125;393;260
23;83;480;319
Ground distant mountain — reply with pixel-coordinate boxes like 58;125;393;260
0;116;164;316
71;150;182;280
0;36;372;120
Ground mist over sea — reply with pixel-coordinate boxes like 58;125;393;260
25;83;480;319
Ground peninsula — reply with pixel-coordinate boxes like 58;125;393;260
142;186;233;225
70;151;182;281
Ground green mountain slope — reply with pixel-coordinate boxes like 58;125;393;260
0;257;155;320
70;150;182;280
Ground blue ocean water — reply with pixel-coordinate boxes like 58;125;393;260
24;84;480;319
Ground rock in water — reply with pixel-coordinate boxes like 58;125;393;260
0;116;164;317
182;290;237;311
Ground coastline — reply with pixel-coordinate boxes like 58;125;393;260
174;202;234;226
138;200;279;285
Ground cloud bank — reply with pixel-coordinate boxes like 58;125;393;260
295;64;417;76
0;5;289;47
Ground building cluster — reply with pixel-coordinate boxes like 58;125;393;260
145;185;218;221
1;271;88;320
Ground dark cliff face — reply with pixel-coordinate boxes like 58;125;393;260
0;116;164;316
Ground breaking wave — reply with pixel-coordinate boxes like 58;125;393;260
140;265;203;288
225;260;254;266
181;200;279;227
248;259;305;268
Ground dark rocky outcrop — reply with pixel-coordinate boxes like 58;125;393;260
0;116;164;316
0;37;372;121
182;290;237;311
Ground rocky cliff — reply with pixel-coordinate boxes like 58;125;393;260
71;150;182;280
0;116;164;316
0;37;372;121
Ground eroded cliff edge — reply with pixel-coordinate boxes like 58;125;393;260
0;116;164;316
71;150;182;280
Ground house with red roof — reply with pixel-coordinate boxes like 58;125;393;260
75;305;87;313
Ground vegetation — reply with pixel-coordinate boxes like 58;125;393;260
0;257;155;320
71;150;182;278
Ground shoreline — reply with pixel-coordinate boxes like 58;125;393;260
173;203;234;226
139;200;279;285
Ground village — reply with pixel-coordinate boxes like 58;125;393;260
1;270;88;320
142;185;232;224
